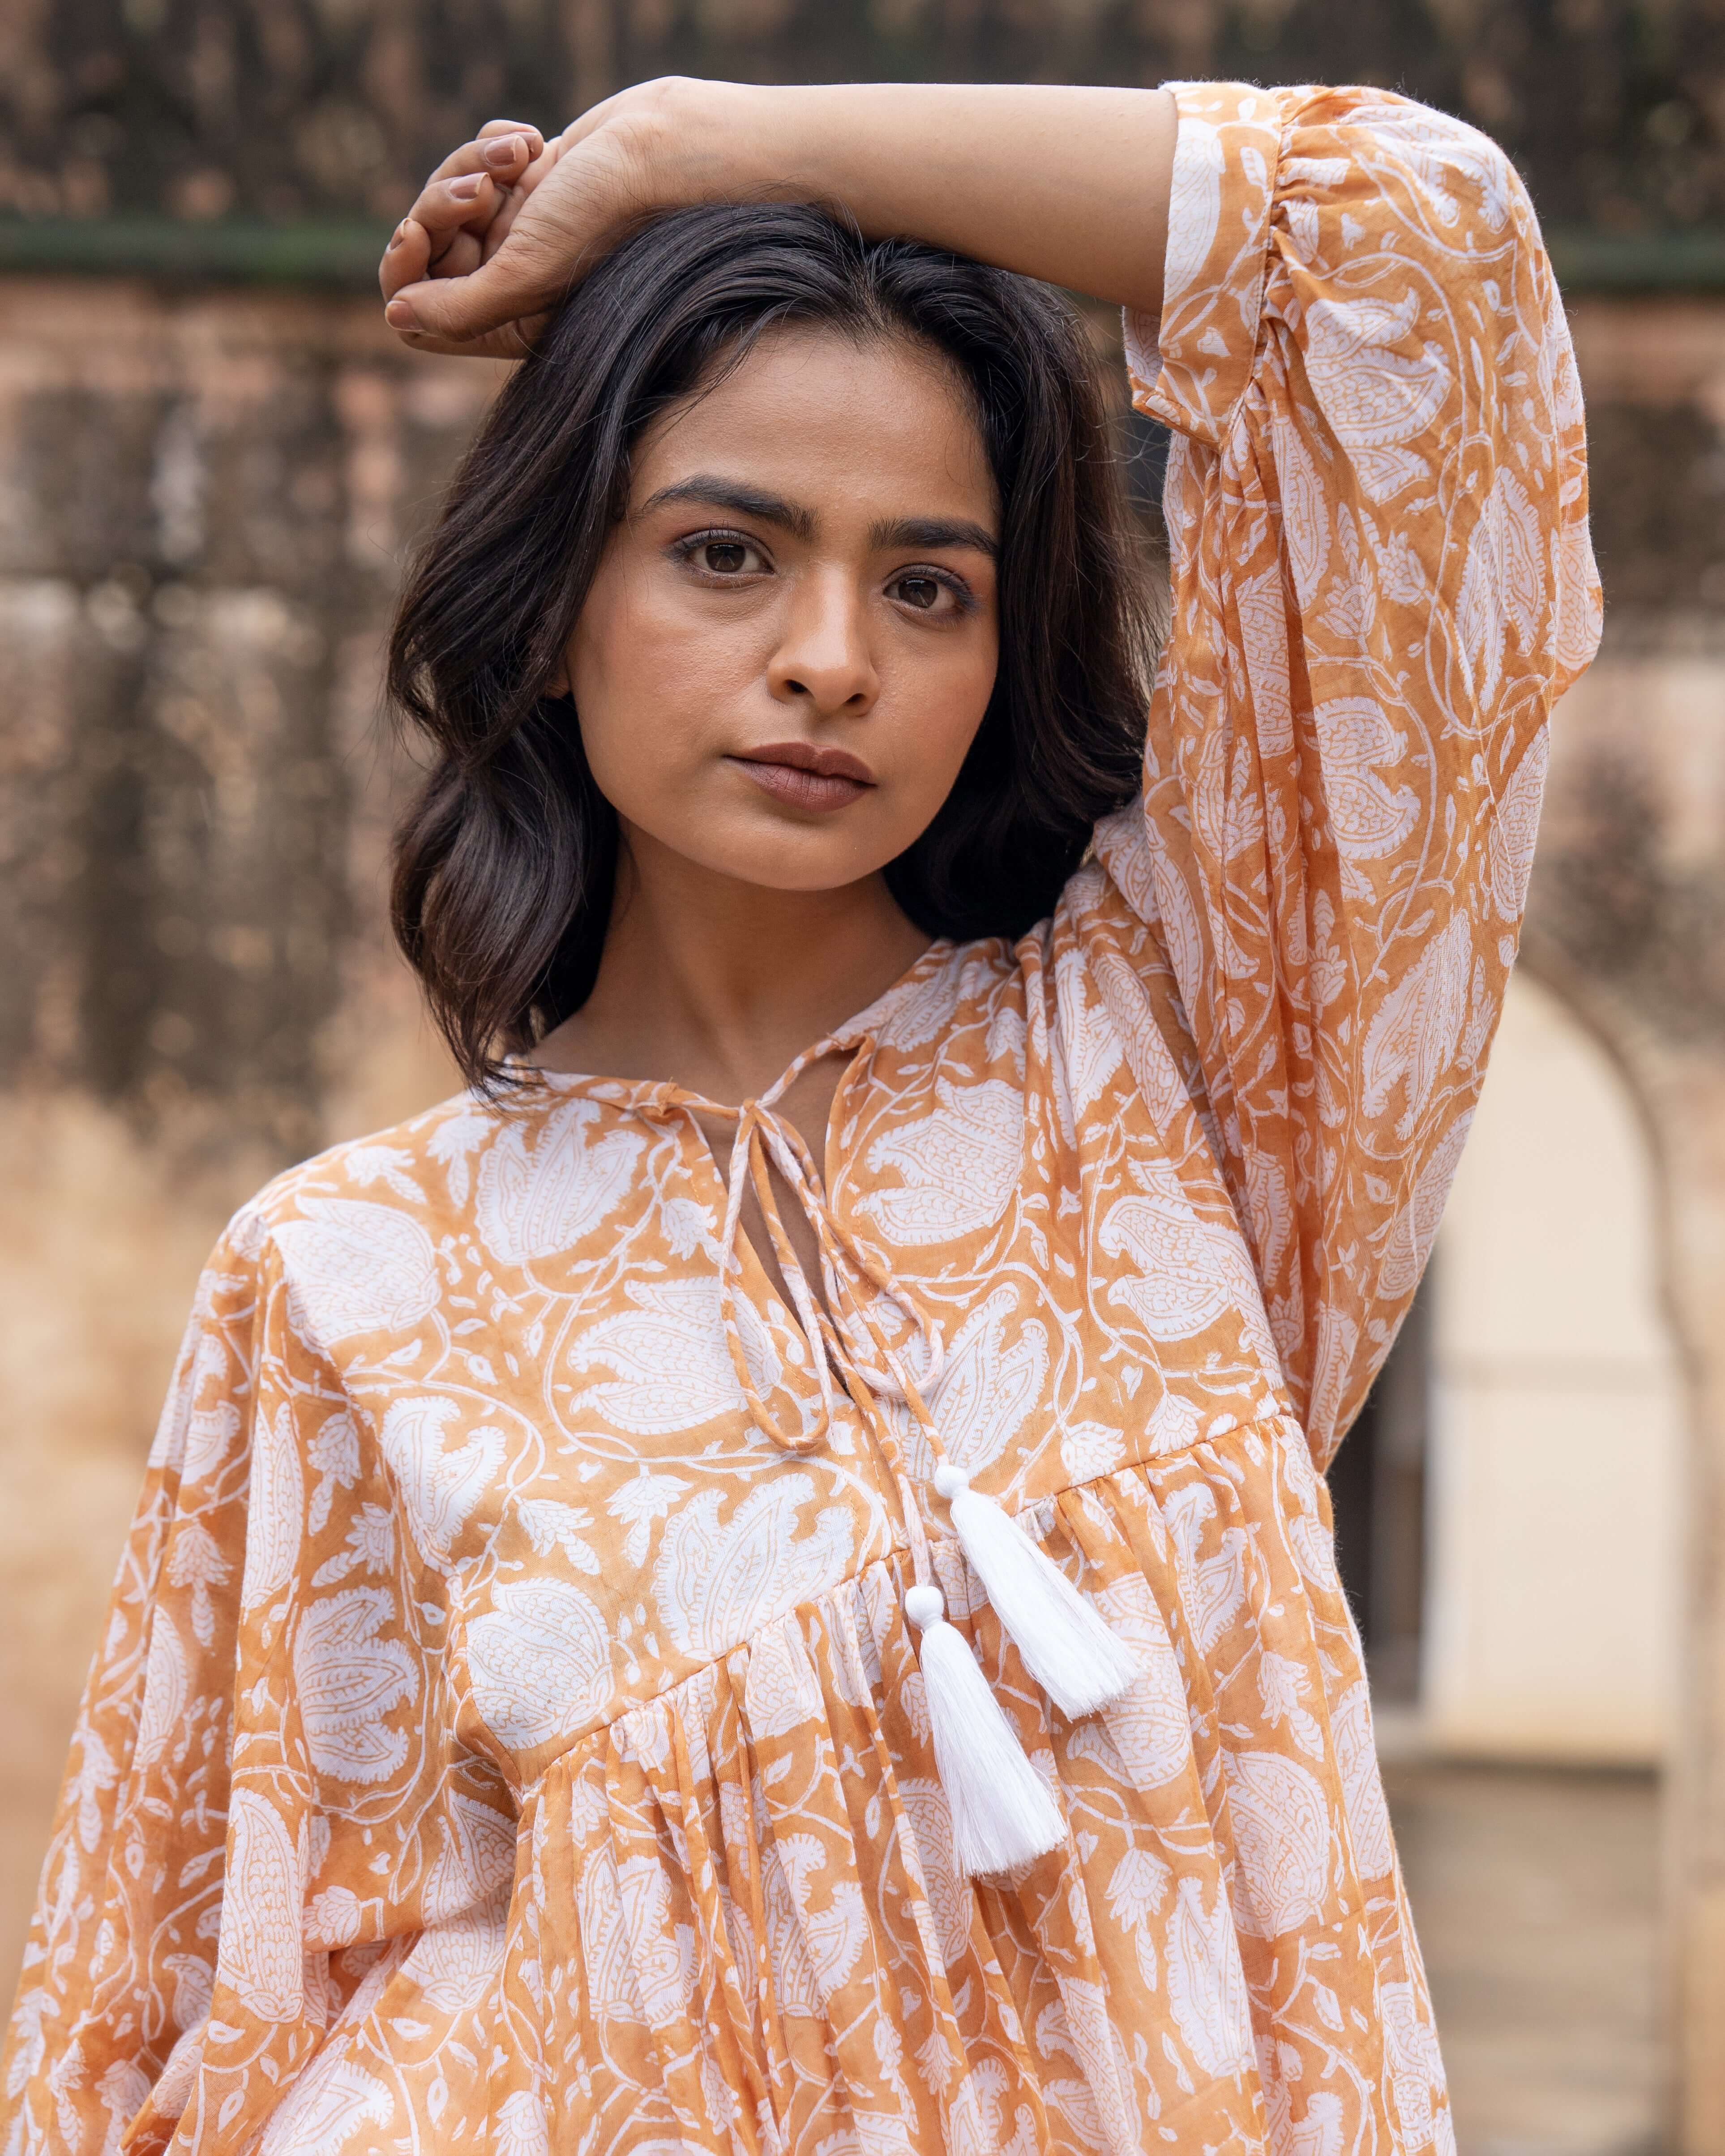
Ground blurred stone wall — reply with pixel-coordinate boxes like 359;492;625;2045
3;0;1725;236
0;282;486;1971
1526;301;1725;2154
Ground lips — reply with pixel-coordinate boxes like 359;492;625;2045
728;740;876;814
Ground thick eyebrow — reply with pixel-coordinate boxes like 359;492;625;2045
637;476;814;539
636;478;998;561
869;514;998;559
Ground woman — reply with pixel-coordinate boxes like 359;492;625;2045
1;76;1597;2156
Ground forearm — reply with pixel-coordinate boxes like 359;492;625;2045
385;76;1177;351
701;82;1178;319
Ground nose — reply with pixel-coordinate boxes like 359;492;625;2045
766;566;877;716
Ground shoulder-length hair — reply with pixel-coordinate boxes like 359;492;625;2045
387;201;1152;1090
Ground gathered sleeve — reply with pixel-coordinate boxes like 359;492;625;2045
0;1211;511;2156
1090;83;1601;1462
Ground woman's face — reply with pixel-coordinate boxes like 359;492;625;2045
556;325;1001;894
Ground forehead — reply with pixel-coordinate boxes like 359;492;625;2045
630;325;997;525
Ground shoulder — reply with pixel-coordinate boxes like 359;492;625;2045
229;1088;504;1249
210;1091;537;1355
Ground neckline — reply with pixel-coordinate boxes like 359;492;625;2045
510;935;956;1114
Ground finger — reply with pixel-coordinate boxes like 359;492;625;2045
411;170;501;259
405;141;533;254
430;227;484;281
475;117;544;146
388;313;548;362
384;232;565;347
479;165;545;262
380;214;432;300
422;123;544;191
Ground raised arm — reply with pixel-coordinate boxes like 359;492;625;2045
379;80;1177;355
1081;84;1602;1458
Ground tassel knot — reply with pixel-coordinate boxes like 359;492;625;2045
903;1582;1066;1878
933;1465;1140;1720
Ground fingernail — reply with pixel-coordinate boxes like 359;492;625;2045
385;299;419;331
386;222;407;251
483;134;524;167
449;173;483;201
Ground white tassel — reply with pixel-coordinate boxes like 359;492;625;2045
934;1463;1140;1719
903;1582;1066;1878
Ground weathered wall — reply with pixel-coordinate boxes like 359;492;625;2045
0;280;484;1969
1526;299;1725;2153
3;0;1724;235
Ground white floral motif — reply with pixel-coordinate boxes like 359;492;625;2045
495;2091;550;2156
857;1078;1023;1245
1488;730;1550;921
1224;1749;1333;1938
1331;1680;1395;1881
240;1401;302;1613
607;1467;689;1566
425;1104;496;1208
292;1587;418;1784
1166;1874;1254;2078
376;1395;505;1571
474;1097;644;1263
895;1778;971;1970
1361;911;1474;1140
653;1472;853;1663
763;1832;869;2012
466;1578;611;1752
421;1793;517;1923
743;1617;825;1741
257;2054;395;2156
274;1197;441;1345
577;1845;695;2025
1375;1111;1474;1301
1052;945;1126;1143
1383;1980;1449;2151
1459;466;1545;706
401;1895;508;2011
133;1613;188;1770
920;1284;1049;1480
517;1497;601;1573
1161;117;1225;307
566;1276;765;1434
1099;1154;1280;1369
1303;288;1453;502
221;1790;304;2021
1079;1575;1191;1788
1312;699;1422;896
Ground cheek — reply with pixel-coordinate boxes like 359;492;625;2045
565;571;740;802
876;629;1000;807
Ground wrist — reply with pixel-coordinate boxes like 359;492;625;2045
625;77;793;217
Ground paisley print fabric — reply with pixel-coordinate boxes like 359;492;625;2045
1;84;1598;2156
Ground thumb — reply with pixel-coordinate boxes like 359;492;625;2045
384;229;566;346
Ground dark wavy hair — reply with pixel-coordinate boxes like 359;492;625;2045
387;201;1152;1089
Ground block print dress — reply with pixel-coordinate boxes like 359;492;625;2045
2;81;1600;2156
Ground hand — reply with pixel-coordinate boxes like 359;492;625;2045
380;80;758;359
379;118;554;359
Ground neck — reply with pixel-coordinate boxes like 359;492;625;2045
538;821;933;1101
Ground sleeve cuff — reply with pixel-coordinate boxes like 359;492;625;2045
1125;81;1288;442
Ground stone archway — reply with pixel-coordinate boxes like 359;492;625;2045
1424;967;1685;1767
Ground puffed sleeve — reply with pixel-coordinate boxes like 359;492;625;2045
1089;83;1601;1461
0;1211;512;2156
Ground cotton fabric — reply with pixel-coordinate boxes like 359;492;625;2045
1;82;1600;2156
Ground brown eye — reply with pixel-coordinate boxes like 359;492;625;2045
894;574;942;610
704;541;749;573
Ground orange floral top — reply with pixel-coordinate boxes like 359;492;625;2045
2;83;1598;2156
